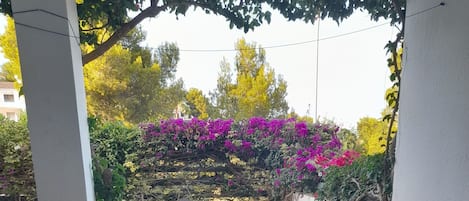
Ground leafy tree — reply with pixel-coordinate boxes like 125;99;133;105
155;42;180;84
185;88;210;120
211;39;289;120
0;17;21;89
210;59;238;119
121;27;153;69
84;41;185;124
0;18;185;123
357;117;388;155
1;0;405;64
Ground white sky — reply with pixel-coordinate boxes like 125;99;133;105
140;10;395;128
0;10;395;128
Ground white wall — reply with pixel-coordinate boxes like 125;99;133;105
393;0;469;200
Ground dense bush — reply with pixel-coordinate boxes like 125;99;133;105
140;118;359;200
318;153;392;201
1;117;363;200
0;116;35;201
0;117;141;201
88;119;142;201
93;156;126;201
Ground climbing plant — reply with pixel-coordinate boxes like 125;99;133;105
137;117;359;200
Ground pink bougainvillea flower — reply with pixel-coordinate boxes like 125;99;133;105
141;117;362;194
295;122;308;138
297;173;304;181
274;180;281;188
312;134;321;144
296;149;304;156
155;152;163;159
306;163;316;172
315;155;329;168
224;140;237;152
208;133;216;141
241;140;252;150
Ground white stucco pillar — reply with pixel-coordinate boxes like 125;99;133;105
393;0;469;200
11;1;95;201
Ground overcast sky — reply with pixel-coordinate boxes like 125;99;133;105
0;10;395;128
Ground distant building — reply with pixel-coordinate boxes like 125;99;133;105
0;81;26;121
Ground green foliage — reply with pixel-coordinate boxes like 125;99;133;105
79;119;148;200
155;42;180;83
84;42;185;123
337;128;363;153
0;115;361;200
210;59;238;119
121;27;153;68
318;154;392;201
0;18;185;121
1;0;405;35
90;121;142;165
2;0;405;64
211;39;289;120
0;117;145;201
89;120;149;201
93;157;126;201
0;115;35;200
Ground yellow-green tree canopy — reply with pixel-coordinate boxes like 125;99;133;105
84;43;185;124
357;117;388;155
185;88;210;120
0;17;21;89
357;114;397;156
211;39;289;120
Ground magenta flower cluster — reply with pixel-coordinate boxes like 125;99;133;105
142;117;359;188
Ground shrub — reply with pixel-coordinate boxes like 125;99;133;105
0;116;35;200
318;154;391;201
140;117;360;200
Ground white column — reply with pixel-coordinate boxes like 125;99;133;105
393;0;469;200
11;1;95;201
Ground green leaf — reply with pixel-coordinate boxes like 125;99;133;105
390;73;396;81
265;11;272;23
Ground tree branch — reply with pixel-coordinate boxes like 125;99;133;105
81;4;168;65
351;178;361;190
81;20;110;32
